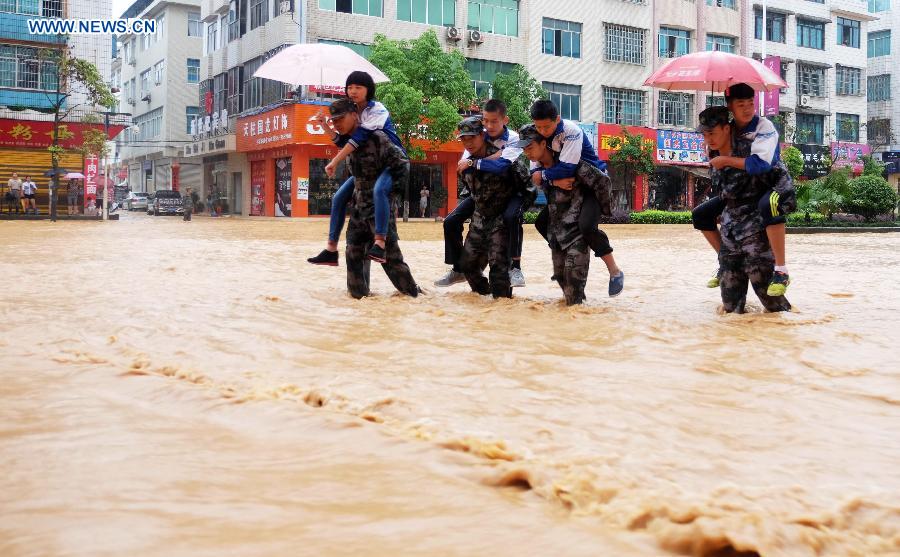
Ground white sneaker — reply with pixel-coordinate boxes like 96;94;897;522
434;268;466;287
509;267;526;287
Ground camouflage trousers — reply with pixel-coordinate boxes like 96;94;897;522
719;230;791;313
345;215;419;300
458;221;512;299
552;239;591;306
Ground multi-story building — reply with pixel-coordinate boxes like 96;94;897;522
1;0;116;214
745;0;874;179
865;0;899;188
116;0;203;193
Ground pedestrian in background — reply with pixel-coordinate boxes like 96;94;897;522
183;187;194;221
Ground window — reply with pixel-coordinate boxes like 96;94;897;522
837;17;860;48
868;74;890;101
153;60;164;85
213;72;227;114
797;19;824;49
868;31;890;58
141;32;151;51
250;0;268;28
868;0;889;12
0;0;40;15
543;82;581;121
318;0;383;17
706;34;735;53
754;10;786;43
836;113;859;142
868;118;891;143
658;92;694;127
466;58;514;98
133;108;163;141
42;0;61;17
241;48;291;110
835;65;861;96
273;0;292;17
228;0;241;41
604;87;646;126
706;95;726;107
658;26;691;58
543;18;581;58
206;20;218;53
0;45;58;91
155;14;166;42
140;69;150;95
188;11;202;36
467;0;518;37
797;63;826;97
705;0;735;8
605;23;646;64
187;58;200;83
186;106;199;134
397;0;455;25
318;39;372;58
227;65;242;114
795;113;824;144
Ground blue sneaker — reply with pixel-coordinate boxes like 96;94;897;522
608;271;624;297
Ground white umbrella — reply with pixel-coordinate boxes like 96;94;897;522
252;43;390;90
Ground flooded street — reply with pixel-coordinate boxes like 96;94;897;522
1;214;898;557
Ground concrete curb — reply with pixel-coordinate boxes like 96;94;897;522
787;226;900;233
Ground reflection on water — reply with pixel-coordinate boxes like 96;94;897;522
1;214;898;557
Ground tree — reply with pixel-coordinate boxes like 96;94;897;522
607;128;656;211
40;45;115;221
782;146;804;180
860;154;886;177
490;65;548;129
369;30;475;219
846;175;897;221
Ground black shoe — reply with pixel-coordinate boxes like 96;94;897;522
307;249;338;266
367;244;387;263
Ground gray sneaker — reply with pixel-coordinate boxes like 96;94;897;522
434;268;466;287
608;271;625;297
509;267;526;287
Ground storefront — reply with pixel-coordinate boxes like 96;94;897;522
236;102;464;218
596;124;656;211
830;142;871;175
654;128;709;210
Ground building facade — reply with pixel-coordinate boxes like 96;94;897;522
865;0;899;188
116;0;203;194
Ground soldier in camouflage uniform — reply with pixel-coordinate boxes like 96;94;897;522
328;98;420;299
697;106;791;313
514;125;614;305
456;117;534;299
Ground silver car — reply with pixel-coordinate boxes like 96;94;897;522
124;192;150;211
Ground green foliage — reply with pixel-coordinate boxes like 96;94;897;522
782;146;804;180
369;31;475;159
845;175;897;221
629;210;693;224
607;128;656;176
800;169;852;219
861;154;886;177
523;210;539;224
490;65;548;129
787;212;827;226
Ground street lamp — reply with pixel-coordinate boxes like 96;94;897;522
100;111;133;221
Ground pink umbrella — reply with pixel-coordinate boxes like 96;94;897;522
644;51;786;93
64;172;85;179
253;43;390;90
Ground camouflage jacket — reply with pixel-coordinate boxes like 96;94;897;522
348;129;410;222
714;136;796;242
544;162;613;251
458;142;534;229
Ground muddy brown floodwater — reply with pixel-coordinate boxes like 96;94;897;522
1;214;898;557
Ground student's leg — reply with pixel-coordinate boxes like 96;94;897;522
328;176;356;248
372;170;393;248
692;196;726;252
502;195;525;268
442;196;475;269
579;194;621;283
758;190;787;267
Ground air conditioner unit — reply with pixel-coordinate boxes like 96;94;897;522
141;93;151;102
279;0;291;14
446;26;461;42
127;97;136;105
468;29;483;45
800;94;811;107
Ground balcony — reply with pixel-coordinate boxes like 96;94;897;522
0;13;68;45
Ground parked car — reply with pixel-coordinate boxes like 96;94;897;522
149;190;184;216
124;192;150;211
